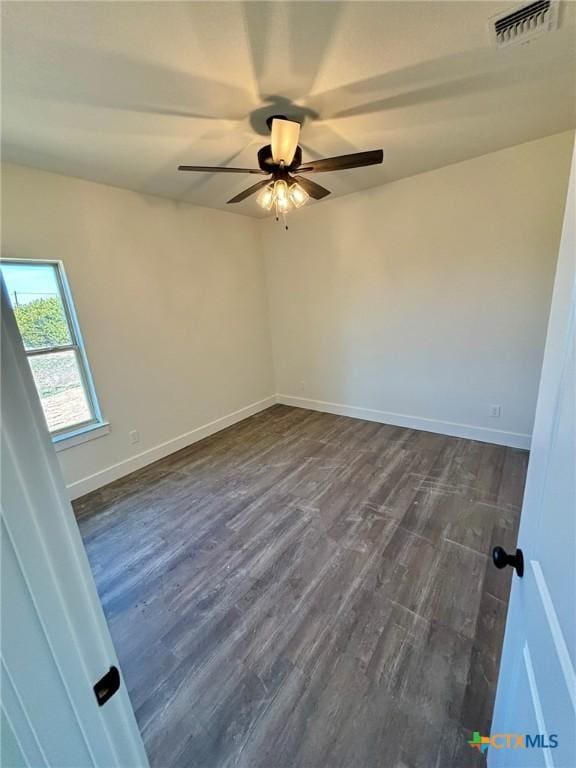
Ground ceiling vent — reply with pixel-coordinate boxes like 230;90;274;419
491;0;560;48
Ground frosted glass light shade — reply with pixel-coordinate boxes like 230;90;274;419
256;185;275;210
289;183;309;208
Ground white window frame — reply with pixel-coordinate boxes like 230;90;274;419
1;258;109;450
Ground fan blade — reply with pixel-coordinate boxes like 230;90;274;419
292;175;331;200
270;118;301;166
297;149;383;173
178;165;267;174
227;179;271;204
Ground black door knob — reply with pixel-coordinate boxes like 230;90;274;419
492;546;524;578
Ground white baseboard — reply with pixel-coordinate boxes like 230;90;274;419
67;392;530;499
66;396;276;499
276;394;531;450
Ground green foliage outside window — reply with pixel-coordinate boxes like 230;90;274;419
13;297;71;349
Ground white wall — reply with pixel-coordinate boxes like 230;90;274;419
1;164;274;497
263;131;574;448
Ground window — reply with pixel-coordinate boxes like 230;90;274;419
1;260;107;447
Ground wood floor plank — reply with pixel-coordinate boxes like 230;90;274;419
75;405;525;768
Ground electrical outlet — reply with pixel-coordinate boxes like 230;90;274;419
489;405;502;419
298;379;306;393
129;430;140;445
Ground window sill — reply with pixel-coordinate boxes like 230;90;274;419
52;421;110;452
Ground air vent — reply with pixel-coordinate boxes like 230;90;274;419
491;0;560;48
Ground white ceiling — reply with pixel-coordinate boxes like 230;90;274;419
2;1;575;217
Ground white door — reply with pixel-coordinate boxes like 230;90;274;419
0;278;149;768
488;143;576;766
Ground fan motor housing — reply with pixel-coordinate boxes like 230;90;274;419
257;144;302;173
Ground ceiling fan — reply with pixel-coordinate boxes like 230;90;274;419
178;115;383;226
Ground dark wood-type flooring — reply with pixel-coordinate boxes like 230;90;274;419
75;405;527;768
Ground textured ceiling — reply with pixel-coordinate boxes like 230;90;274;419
2;1;575;217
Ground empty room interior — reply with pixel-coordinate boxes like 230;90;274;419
1;2;575;768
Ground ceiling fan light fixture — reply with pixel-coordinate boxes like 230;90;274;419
178;114;383;222
270;118;301;166
289;182;309;208
256;184;275;210
273;179;289;203
276;195;290;214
